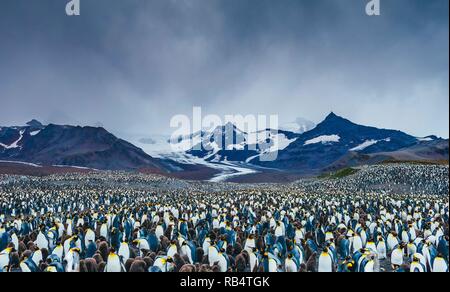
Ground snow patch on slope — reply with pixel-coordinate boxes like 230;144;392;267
350;138;391;152
304;135;340;146
417;137;434;142
0;130;25;149
30;130;41;136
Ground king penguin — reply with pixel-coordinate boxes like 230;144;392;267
167;241;178;258
390;244;404;270
318;247;334;272
0;247;13;271
410;255;426;272
432;254;448;272
285;253;298;272
118;242;131;263
376;236;387;260
105;250;125;272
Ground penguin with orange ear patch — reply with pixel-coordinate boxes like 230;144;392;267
0;246;14;271
105;248;125;272
410;255;426;272
432;253;448;272
318;247;334;272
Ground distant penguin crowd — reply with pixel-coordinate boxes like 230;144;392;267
0;164;448;272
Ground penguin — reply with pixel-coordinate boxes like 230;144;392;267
180;241;194;264
407;224;417;241
31;249;43;267
339;236;351;260
285;253;298;272
274;222;284;238
118;242;131;263
410;255;426;272
208;244;219;266
84;228;96;248
51;243;64;261
248;248;259;272
244;234;256;252
147;230;159;252
432;255;448;272
202;237;211;256
406;240;417;257
10;233;19;251
358;254;375;272
318;247;334;272
63;235;82;256
64;247;81;272
217;251;230;272
105;250;125;272
133;238;150;257
352;233;363;253
85;240;97;259
390;244;404;270
401;229;410;243
35;228;49;250
20;256;40;272
0;247;13;271
47;226;58;250
155;223;164;240
44;255;64;272
366;240;377;254
167;241;178;258
387;232;399;251
153;256;175;272
294;227;304;243
66;219;73;237
110;227;122;251
376;237;387;260
437;235;449;260
260;252;278;272
100;222;109;241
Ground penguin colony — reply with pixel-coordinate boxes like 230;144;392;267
0;163;448;272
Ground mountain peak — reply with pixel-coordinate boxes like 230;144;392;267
321;112;354;124
324;112;339;120
26;119;43;128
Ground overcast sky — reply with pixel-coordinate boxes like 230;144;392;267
0;0;448;138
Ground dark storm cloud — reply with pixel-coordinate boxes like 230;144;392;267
0;0;448;137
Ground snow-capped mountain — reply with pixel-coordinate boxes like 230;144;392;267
280;117;316;134
184;122;300;163
257;112;445;172
2;114;446;178
0;120;167;171
177;112;447;173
